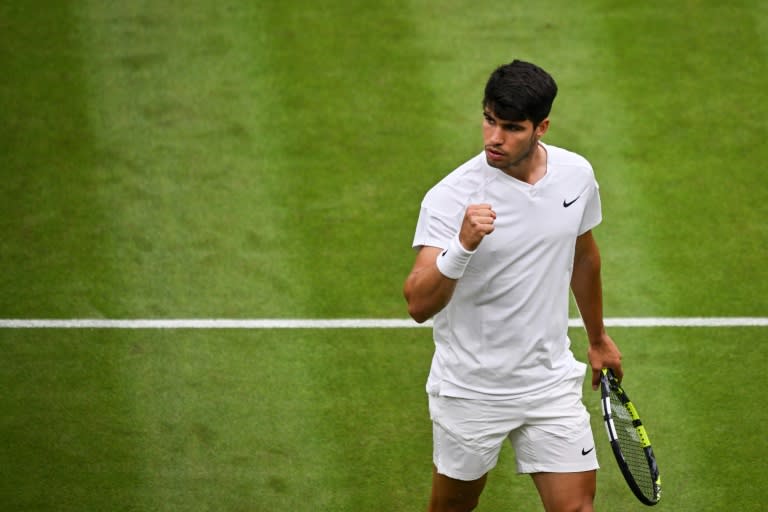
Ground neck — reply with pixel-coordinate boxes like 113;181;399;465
503;141;547;185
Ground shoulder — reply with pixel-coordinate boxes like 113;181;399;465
422;152;489;215
544;143;593;172
543;143;598;187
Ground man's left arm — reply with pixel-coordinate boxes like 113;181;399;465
571;230;623;390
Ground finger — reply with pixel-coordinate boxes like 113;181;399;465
472;219;496;235
468;204;496;218
468;214;495;226
591;368;600;391
468;215;495;230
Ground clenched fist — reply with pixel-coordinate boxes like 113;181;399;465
459;203;496;251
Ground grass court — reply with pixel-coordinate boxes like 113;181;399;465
1;1;767;510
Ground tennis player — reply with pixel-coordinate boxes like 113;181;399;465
403;60;623;512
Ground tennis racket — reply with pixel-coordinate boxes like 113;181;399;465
600;369;661;506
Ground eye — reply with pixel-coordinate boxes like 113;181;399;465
500;121;527;132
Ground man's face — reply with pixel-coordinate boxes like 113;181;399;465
482;108;549;171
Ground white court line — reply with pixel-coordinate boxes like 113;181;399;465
0;317;766;329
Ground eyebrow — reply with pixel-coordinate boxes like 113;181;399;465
484;110;526;128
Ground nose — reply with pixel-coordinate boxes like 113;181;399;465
488;125;504;145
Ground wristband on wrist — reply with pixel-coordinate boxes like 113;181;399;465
435;234;476;279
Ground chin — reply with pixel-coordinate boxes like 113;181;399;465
485;156;505;169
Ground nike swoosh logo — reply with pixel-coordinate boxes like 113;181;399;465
441;249;448;257
581;447;595;456
563;196;581;208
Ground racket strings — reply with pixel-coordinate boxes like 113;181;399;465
609;392;655;498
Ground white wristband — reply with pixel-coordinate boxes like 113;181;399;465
435;234;476;280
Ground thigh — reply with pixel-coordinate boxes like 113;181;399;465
531;470;596;512
429;395;523;481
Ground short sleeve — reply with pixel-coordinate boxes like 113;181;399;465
578;179;602;234
412;206;460;250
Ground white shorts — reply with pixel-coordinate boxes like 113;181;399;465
428;370;599;481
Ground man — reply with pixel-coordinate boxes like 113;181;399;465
403;60;623;512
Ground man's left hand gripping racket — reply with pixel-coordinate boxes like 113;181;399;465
600;369;662;506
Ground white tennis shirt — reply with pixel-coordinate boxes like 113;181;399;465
412;143;602;399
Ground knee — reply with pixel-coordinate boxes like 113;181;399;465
429;495;480;512
557;497;594;512
555;494;594;512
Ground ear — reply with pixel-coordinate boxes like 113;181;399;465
535;118;550;137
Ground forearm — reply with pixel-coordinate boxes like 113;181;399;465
572;266;606;343
571;231;623;386
570;236;606;343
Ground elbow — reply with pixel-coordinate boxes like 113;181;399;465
404;291;430;323
404;288;432;324
407;304;431;324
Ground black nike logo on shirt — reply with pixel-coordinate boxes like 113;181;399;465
581;447;594;456
563;195;581;208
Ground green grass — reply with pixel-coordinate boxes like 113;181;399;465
1;0;767;510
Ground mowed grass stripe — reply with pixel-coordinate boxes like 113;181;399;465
75;2;298;319
0;3;116;318
253;3;438;509
253;2;442;320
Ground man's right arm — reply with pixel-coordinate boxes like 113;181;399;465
403;246;458;323
403;203;496;323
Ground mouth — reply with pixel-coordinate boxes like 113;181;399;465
485;147;506;160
